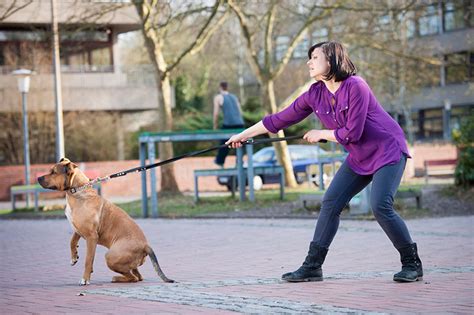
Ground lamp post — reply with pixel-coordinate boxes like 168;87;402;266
12;69;33;208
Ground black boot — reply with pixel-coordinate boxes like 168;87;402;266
393;243;423;282
282;242;328;282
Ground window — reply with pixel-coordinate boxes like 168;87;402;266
418;4;440;36
401;11;416;38
0;30;47;41
445;51;473;84
443;0;472;31
311;28;328;44
422;108;444;139
275;36;289;61
60;30;109;42
293;36;309;59
423;62;442;87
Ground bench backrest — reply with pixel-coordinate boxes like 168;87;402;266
424;159;457;167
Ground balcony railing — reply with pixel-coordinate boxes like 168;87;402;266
0;64;157;86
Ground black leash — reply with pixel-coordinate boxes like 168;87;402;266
70;135;326;193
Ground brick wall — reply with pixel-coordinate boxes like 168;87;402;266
0;156;236;201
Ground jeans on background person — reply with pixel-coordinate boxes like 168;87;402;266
215;124;245;167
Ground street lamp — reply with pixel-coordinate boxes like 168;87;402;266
12;69;33;208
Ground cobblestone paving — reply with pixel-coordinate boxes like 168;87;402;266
1;216;473;314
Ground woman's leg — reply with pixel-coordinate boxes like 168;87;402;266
282;160;371;282
312;160;372;248
370;156;413;248
370;156;423;282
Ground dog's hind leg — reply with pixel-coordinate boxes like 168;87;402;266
132;269;143;281
106;245;141;283
112;272;139;283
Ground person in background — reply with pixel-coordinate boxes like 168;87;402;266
213;81;245;167
225;41;423;283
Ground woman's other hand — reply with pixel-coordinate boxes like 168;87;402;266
303;129;325;143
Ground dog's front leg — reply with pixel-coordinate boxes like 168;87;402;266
80;234;98;286
70;232;81;266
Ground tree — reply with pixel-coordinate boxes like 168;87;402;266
339;0;440;143
228;0;334;187
133;0;228;192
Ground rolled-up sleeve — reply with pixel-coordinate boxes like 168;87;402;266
262;91;313;134
334;82;369;145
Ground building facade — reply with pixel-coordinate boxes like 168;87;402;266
0;1;159;163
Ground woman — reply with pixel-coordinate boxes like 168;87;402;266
225;41;422;283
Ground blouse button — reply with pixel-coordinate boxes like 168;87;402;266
345;137;349;140
316;110;318;113
326;111;329;114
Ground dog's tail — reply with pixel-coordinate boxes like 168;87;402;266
146;246;175;283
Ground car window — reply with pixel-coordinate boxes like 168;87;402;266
253;148;274;163
289;146;326;160
252;145;327;163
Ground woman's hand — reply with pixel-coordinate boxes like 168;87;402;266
303;129;325;143
225;133;248;148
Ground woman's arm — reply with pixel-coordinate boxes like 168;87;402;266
334;81;370;145
225;121;268;148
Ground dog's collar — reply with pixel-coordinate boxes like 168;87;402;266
69;176;109;194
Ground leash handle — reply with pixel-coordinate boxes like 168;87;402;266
243;135;327;145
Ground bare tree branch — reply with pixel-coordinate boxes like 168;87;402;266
228;0;263;81
0;0;33;21
166;0;228;74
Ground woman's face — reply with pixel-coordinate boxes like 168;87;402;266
307;47;330;81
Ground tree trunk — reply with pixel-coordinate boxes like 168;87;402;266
263;79;298;188
157;74;180;192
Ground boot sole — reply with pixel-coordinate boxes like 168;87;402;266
283;277;323;282
393;276;423;282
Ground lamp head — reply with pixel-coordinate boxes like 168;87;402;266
12;69;33;93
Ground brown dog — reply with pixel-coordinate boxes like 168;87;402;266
37;158;174;285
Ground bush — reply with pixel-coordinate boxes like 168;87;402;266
452;114;474;187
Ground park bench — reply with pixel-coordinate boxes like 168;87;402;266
424;159;457;183
194;166;284;202
10;170;102;212
396;189;423;209
299;187;423;214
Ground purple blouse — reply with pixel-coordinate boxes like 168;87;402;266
262;76;410;175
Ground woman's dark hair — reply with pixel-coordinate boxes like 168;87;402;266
308;41;357;82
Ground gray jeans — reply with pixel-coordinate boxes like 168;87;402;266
313;155;413;250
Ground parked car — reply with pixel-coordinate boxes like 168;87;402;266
217;144;332;191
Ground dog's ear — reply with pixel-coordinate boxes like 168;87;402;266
58;158;77;174
59;157;70;164
65;161;78;174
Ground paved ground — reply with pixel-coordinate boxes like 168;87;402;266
1;216;473;314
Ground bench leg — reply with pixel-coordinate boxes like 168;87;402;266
11;193;15;211
194;175;199;202
231;176;236;198
34;191;39;212
280;171;285;200
416;196;422;209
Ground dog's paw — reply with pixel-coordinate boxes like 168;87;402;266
70;256;79;266
79;278;90;286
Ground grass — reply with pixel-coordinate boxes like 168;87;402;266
0;184;426;219
119;188;310;218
